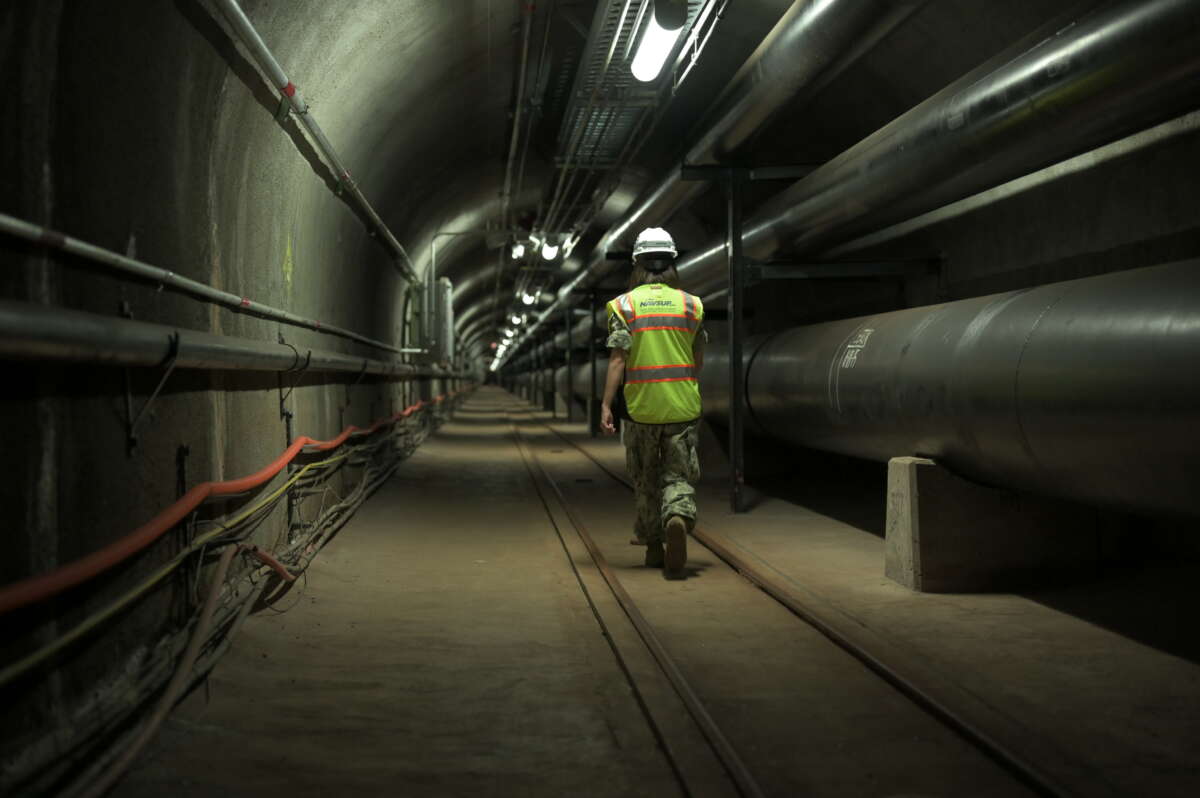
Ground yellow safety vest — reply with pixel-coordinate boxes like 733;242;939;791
607;283;704;424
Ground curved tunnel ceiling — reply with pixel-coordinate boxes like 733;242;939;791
13;0;1190;363
216;0;802;354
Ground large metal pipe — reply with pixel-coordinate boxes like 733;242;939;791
676;0;1200;297
523;0;1200;369
510;0;925;359
0;300;455;379
212;0;418;283
697;260;1200;518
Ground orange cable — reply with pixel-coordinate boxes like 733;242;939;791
0;392;462;616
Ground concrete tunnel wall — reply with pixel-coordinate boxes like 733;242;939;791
0;0;505;768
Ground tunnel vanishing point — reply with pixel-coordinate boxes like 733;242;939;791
3;1;1200;796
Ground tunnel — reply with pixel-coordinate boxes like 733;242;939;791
3;1;1200;796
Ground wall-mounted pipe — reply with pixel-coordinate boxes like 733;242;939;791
675;0;1200;297
0;212;420;355
0;300;458;379
507;0;929;362
212;0;418;283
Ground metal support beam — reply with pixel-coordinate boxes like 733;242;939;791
682;164;749;512
725;174;748;514
745;259;939;285
564;305;573;422
589;292;599;437
727;177;747;513
680;164;820;182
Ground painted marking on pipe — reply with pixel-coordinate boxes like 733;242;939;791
240;297;251;308
841;328;875;369
281;82;296;97
829;326;876;415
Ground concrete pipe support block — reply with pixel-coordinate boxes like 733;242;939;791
885;456;1098;593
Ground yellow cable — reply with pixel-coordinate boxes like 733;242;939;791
0;451;349;688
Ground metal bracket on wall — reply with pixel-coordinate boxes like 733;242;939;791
277;335;312;427
336;360;370;431
274;96;291;124
277;333;311;540
125;330;181;456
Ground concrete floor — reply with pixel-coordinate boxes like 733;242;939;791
112;387;1197;796
555;412;1200;798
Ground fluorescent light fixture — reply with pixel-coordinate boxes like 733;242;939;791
511;242;525;259
521;292;536;305
631;13;683;83
562;234;579;259
512;315;522;325
541;242;560;260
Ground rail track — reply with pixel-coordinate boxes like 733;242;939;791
509;407;1070;798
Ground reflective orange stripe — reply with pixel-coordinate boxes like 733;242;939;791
629;314;700;333
625;363;695;383
626;377;698;384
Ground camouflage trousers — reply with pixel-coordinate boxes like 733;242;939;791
624;419;700;544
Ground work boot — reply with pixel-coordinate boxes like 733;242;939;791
644;540;664;568
664;516;688;580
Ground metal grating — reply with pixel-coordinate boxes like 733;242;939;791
555;0;704;165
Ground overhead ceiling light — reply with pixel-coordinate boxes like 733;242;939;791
511;242;525;259
541;242;560;260
631;9;684;83
521;292;536;305
512;315;522;325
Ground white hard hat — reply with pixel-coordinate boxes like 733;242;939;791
632;227;677;260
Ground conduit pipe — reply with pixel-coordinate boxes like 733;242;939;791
0;300;462;379
673;0;1200;298
0;212;420;355
212;0;419;283
500;3;535;230
507;0;928;361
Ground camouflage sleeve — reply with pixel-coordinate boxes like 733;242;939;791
606;303;632;351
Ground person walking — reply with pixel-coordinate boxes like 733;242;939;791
600;227;704;580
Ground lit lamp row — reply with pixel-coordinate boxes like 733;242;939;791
512;232;581;262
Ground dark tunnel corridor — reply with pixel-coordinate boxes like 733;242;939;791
3;1;1200;795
